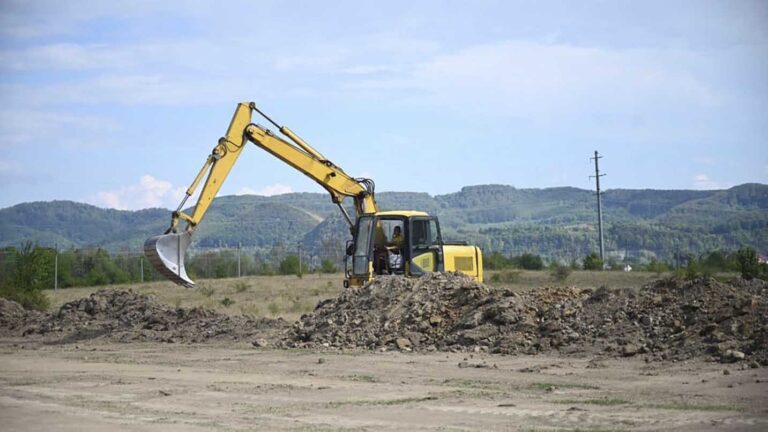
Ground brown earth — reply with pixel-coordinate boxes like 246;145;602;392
2;274;766;366
285;273;768;365
1;341;767;431
1;274;768;430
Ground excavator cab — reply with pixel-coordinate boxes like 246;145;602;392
345;212;447;287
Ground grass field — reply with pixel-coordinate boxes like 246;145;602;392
44;273;345;321
42;270;672;320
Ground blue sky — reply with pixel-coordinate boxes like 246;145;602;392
0;0;766;210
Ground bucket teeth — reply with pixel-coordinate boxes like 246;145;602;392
144;232;195;288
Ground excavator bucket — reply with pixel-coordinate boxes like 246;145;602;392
144;232;195;288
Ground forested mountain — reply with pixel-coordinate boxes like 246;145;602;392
1;183;766;262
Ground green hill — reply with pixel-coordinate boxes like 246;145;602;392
1;183;766;262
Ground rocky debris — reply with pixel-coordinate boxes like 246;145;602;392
1;289;288;344
281;273;768;364
0;298;41;330
1;274;766;365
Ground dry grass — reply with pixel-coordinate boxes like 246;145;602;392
484;270;661;293
43;270;664;320
43;273;345;321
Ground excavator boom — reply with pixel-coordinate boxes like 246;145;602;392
145;102;378;287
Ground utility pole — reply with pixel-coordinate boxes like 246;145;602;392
54;242;58;291
140;255;144;283
590;151;606;262
298;241;303;277
237;242;241;278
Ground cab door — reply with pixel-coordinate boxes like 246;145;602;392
349;216;374;279
408;217;444;275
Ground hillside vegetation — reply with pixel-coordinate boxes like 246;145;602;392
1;183;766;262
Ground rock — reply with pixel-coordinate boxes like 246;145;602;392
252;338;269;348
622;344;639;357
722;350;746;362
395;337;412;351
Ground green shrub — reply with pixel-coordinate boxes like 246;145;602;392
320;258;337;274
279;255;309;275
0;242;53;311
646;259;670;274
583;253;603;271
489;270;521;284
233;281;250;293
220;297;235;307
735;247;760;280
513;253;544;270
550;264;572;283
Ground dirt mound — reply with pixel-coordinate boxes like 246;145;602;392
283;273;768;364
2;275;765;364
2;289;288;344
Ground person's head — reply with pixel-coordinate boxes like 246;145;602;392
393;226;401;236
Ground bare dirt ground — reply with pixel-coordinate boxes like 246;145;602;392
1;339;767;432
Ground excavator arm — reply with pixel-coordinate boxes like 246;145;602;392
145;102;378;287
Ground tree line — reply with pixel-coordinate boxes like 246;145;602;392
1;242;765;311
0;243;339;310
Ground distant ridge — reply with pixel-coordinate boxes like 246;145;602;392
1;184;766;261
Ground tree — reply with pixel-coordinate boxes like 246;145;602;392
320;258;337;274
0;242;52;310
735;247;759;280
483;252;511;270
514;253;544;270
279;255;308;275
583;253;603;271
646;258;670;274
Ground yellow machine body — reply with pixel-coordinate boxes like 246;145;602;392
145;102;482;288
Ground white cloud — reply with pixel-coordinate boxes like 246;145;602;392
692;174;730;190
237;184;293;196
342;41;718;118
89;175;185;210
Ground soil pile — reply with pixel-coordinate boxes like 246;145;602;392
1;274;765;364
1;289;287;344
284;273;768;364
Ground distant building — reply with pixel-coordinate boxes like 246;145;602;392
759;255;768;264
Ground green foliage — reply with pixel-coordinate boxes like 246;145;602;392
279;255;309;275
0;242;52;310
220;297;235;307
320;258;337;274
550;264;572;282
735;247;760;280
484;252;544;271
583;253;604;271
512;253;544;270
2;184;767;266
484;252;508;270
645;259;670;274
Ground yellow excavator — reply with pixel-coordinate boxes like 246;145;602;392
145;102;483;288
